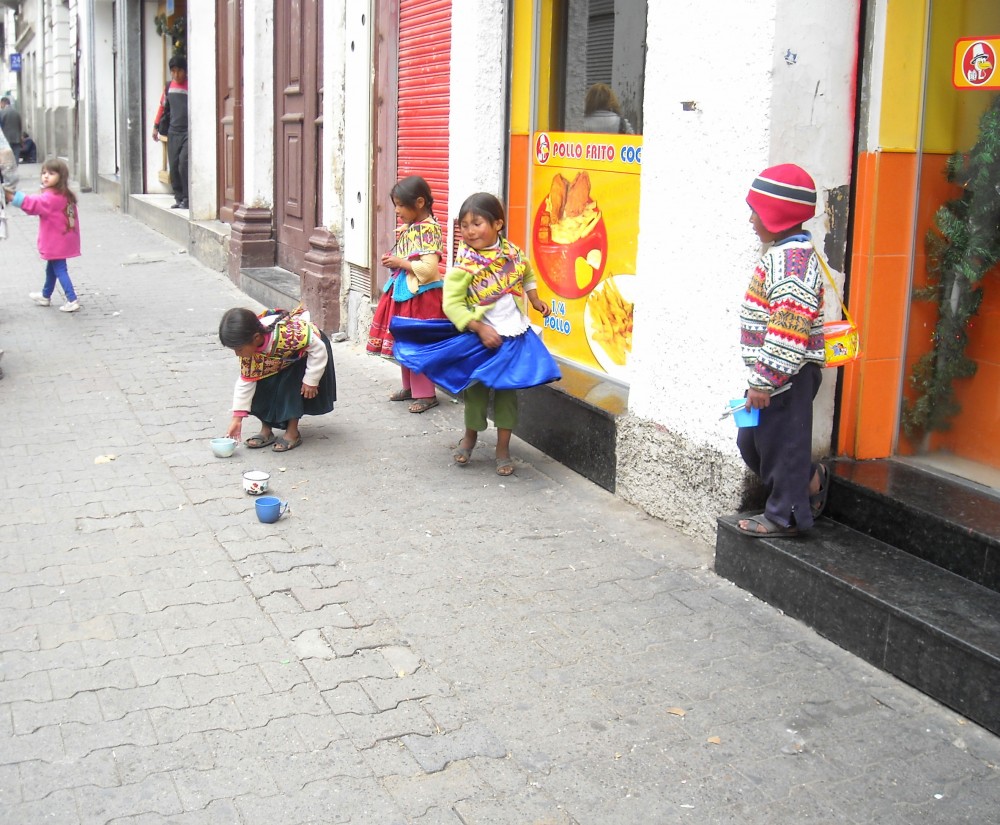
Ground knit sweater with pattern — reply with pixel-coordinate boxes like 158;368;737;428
740;234;825;391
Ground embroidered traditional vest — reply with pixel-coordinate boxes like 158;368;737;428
239;310;313;381
455;238;527;308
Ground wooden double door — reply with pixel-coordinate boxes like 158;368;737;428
275;0;323;274
214;0;321;276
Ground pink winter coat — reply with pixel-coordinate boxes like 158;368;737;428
12;189;82;260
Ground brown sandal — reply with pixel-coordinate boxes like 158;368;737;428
408;397;439;413
389;388;413;402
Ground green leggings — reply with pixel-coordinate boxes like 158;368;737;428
464;384;518;431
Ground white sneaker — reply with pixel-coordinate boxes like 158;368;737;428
29;292;51;306
59;300;81;313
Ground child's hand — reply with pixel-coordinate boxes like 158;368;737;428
381;253;403;270
301;383;318;399
226;417;243;440
746;388;772;409
3;187;13;204
530;297;551;317
469;320;501;349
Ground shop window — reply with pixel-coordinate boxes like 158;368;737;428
900;1;1000;475
560;0;646;136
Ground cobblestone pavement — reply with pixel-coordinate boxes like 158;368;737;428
1;191;998;825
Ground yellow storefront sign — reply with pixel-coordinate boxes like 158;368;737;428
529;131;642;383
953;36;1000;89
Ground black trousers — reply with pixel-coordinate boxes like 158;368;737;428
166;131;189;203
737;363;822;530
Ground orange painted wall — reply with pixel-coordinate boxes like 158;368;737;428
838;151;918;458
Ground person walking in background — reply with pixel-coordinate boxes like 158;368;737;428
735;164;828;537
151;56;189;209
366;175;446;413
4;158;83;312
19;132;37;164
390;192;559;476
219;306;337;453
0;97;24;163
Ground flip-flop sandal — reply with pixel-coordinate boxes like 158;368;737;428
736;514;799;538
272;435;302;452
453;445;472;466
408;397;439;413
810;464;830;519
495;457;515;477
245;434;276;449
389;388;413;402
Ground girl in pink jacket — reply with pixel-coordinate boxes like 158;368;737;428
5;158;82;312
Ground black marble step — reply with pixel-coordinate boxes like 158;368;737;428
826;460;1000;593
514;364;627;492
715;514;1000;735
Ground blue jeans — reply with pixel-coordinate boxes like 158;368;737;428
42;259;77;302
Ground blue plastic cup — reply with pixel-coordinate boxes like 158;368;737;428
255;496;289;523
729;399;760;428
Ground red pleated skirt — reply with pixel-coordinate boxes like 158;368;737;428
366;285;446;359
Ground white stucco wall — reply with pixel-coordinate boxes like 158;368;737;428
448;0;506;225
323;2;347;239
628;0;778;442
242;0;274;208
93;2;117;177
618;0;861;542
187;4;216;220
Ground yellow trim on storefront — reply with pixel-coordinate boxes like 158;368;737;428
879;0;926;151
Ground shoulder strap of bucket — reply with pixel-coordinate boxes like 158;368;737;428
812;244;856;328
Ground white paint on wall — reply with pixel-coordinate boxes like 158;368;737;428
323;0;347;239
187;3;217;220
93;2;117;178
343;0;372;265
861;0;888;153
619;0;861;541
448;0;506;226
628;0;779;449
242;0;274;208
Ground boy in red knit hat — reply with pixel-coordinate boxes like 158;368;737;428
736;164;829;537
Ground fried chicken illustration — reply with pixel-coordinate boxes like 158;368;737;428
564;171;591;218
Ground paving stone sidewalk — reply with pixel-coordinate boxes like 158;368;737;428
1;192;998;825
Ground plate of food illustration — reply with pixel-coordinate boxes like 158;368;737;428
583;274;636;380
532;170;608;298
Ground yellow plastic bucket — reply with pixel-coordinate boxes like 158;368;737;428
824;320;859;367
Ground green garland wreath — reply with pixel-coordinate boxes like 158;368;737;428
154;14;186;59
902;94;1000;440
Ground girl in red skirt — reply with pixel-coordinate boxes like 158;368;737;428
366;176;445;413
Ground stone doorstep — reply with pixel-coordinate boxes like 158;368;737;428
239;266;302;310
714;514;1000;736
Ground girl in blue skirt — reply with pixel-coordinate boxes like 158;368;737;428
391;193;558;475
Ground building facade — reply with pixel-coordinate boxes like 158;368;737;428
6;0;996;542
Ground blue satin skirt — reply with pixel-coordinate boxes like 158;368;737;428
389;317;561;395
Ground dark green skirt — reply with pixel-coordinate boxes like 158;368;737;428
250;332;336;429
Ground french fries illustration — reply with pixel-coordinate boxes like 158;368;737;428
589;277;633;366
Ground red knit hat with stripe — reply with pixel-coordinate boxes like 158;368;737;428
746;164;817;233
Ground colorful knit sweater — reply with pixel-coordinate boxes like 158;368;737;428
740;234;825;390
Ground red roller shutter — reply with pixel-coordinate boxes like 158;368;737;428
397;0;451;233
